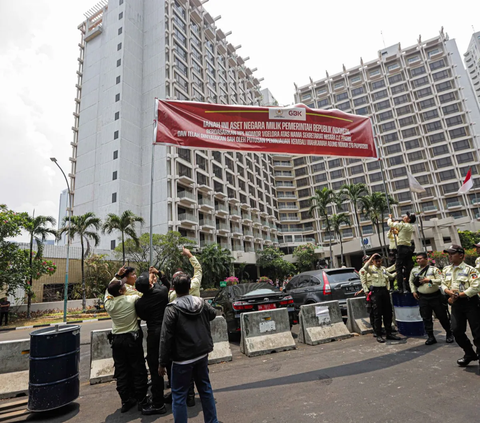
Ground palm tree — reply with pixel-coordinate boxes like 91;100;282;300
331;213;351;267
360;192;389;257
102;210;144;264
198;243;234;288
58;212;101;310
341;183;368;254
309;188;339;268
23;213;57;317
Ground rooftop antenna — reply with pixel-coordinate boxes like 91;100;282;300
381;31;386;48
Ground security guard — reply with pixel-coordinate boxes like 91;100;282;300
441;244;480;366
474;242;480;272
388;213;416;293
409;252;453;345
361;253;401;343
357;255;375;335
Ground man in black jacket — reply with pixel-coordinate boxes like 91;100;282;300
159;273;218;423
135;268;170;415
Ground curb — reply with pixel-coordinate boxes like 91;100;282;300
0;317;111;332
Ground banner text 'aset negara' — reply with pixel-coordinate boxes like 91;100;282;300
155;100;376;158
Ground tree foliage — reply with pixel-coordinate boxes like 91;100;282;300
293;243;317;272
256;247;296;281
331;213;351;266
117;231;195;276
197;243;234;288
102;210;144;264
85;254;120;299
458;231;480;250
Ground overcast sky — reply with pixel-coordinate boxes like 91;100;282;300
1;0;478;241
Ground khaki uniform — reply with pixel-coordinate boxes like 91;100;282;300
409;265;442;295
387;218;414;292
442;261;480;357
475;256;480;273
387;229;398;251
360;264;394;291
169;256;202;302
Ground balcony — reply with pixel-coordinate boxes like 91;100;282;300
231;226;243;236
230;207;241;219
254;233;263;241
199;217;215;228
446;201;462;210
219;242;231;250
242;213;252;222
278;204;298;210
280;216;300;222
198;196;213;209
200;239;215;248
233;244;244;252
178;212;197;225
176;169;194;186
472;199;480;206
423;205;438;213
274;171;293;178
277;193;297;200
177;190;196;205
216;222;229;233
245;246;255;253
215;203;228;215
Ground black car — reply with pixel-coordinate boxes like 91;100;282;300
284;268;362;316
211;283;296;335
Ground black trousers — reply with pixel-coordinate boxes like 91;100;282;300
371;287;393;336
112;331;148;403
0;312;8;326
146;329;164;407
451;296;480;356
418;291;451;336
396;245;413;292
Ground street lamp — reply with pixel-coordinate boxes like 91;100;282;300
50;157;71;323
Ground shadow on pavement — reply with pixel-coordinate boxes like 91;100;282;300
25;402;80;421
216;342;443;393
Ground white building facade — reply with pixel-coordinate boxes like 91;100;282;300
71;0;278;262
293;31;480;264
464;31;480;106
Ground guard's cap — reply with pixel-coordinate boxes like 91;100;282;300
406;211;416;223
443;244;465;254
362;255;370;262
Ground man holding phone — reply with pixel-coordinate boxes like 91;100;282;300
361;253;401;343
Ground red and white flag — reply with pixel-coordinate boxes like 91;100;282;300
457;169;473;194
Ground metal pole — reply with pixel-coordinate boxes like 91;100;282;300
50;158;71;323
413;192;427;253
150;101;159;266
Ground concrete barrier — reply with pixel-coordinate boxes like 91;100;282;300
346;297;373;335
240;308;295;357
0;339;30;398
90;326;147;385
298;301;352;345
208;316;232;364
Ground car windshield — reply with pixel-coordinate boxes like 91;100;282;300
325;270;360;284
243;288;277;297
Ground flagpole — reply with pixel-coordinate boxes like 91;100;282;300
150;99;159;267
413;192;427;252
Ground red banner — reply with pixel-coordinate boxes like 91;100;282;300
155;100;376;158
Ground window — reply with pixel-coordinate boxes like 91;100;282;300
388;73;403;84
112;192;117;203
442;103;460;115
418;98;436;110
119;12;123;19
412;76;429;88
436;81;452;93
311;162;325;172
432;145;449;155
422;110;439;121
119;0;123;4
116;76;121;84
373;89;388;101
410;163;426;173
115;93;120;102
352;176;366;184
399;116;415;127
436;157;452;168
336;92;348;102
439;92;456;104
438;170;456;181
370;172;382;182
394;94;410;105
389;155;404;166
318;98;329;108
381;121;396;132
407;151;424;161
425;121;442;132
391;83;407;95
350;165;363;175
113;150;118;160
402;128;417;138
117;42;122;51
330;169;344;179
384;132;399;143
354;96;368;107
378;110;394;122
314;173;327;183
395;179;409;190
117;59;121;67
369;69;381;77
429;59;445;71
115;112;119;120
428;133;445;144
375;99;391;111
392;167;407;177
316;87;327;96
350;75;362;84
328;159;341;168
433;69;450;81
356;107;369;115
386;144;401;154
405;139;420;149
351;87;364;97
112;171;117;180
456;152;474;164
416;87;433;98
367;161;380;171
111;240;116;250
397;192;411;202
396;105;413;116
337;102;350;111
449;127;467;139
113;130;119;140
442;183;459;194
453;140;470;151
334;81;344;89
118;27;123;35
445;115;463;127
371;79;385;90
410;66;426;77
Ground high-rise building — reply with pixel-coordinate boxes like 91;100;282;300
293;30;480;264
464;31;480;105
71;0;278;262
57;189;68;246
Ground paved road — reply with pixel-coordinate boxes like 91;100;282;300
0;320;113;345
2;324;479;423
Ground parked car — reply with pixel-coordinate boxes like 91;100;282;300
284;268;362;316
211;283;296;335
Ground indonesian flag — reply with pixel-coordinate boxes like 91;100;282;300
457;169;473;194
407;172;426;194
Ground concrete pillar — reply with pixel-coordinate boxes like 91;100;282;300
448;224;461;245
